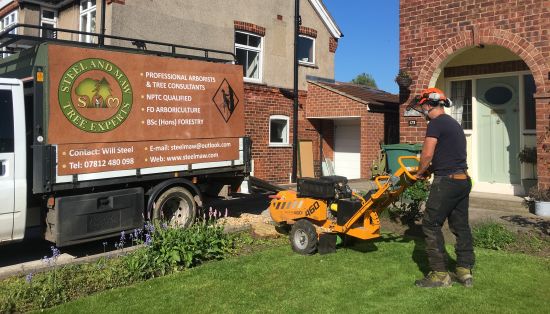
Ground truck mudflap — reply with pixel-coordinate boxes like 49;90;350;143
45;187;144;247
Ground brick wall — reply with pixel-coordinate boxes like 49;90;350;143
361;113;385;178
306;83;385;178
321;119;334;160
399;0;550;189
244;83;320;184
299;26;318;38
0;1;18;18
329;37;338;53
234;21;266;36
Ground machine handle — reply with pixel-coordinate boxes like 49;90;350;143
397;156;420;181
374;175;390;189
351;191;366;203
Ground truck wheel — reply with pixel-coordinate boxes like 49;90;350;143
153;186;196;228
289;219;318;255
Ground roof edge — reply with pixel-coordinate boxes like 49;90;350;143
309;0;343;38
308;80;383;105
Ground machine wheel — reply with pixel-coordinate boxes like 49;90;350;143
153;186;196;228
289;219;318;255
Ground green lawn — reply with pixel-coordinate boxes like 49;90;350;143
49;235;549;313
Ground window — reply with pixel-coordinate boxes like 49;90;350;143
79;0;96;43
235;31;262;81
269;115;289;146
1;11;17;58
524;74;536;130
484;86;513;105
1;11;17;34
450;80;472;130
298;35;315;65
0;90;14;153
41;9;57;39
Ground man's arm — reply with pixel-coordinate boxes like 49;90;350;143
416;136;437;178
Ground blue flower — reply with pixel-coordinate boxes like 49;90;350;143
145;233;152;246
50;246;60;261
25;272;33;284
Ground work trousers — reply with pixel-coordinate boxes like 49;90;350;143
422;176;475;272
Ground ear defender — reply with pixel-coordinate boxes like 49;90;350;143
428;92;441;101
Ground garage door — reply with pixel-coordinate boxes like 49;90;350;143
334;119;360;179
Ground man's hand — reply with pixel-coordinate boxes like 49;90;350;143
415;171;431;180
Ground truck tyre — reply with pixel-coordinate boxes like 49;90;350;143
289;219;318;255
153;186;196;228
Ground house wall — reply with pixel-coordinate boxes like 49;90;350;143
18;4;39;37
56;1;111;42
245;84;322;183
399;0;550;189
109;0;335;90
57;3;78;41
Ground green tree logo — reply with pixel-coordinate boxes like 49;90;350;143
75;77;117;108
58;58;133;133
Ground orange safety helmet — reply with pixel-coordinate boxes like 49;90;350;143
406;87;452;113
417;87;452;107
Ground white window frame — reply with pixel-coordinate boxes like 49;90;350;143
40;8;57;38
79;0;96;43
1;10;17;33
298;35;315;66
1;10;17;58
234;30;263;83
269;115;290;147
449;79;473;131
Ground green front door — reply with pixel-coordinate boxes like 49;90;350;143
476;76;520;184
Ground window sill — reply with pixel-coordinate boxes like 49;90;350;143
243;77;263;84
298;62;318;69
269;144;292;148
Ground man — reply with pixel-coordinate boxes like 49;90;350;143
410;88;475;288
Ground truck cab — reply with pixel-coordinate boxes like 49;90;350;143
0;78;26;243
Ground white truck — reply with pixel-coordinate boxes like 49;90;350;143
0;24;251;246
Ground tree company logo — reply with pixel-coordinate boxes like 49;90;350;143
58;58;133;133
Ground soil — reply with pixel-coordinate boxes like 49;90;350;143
208;193;550;258
379;214;550;258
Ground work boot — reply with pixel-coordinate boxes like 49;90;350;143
415;271;452;288
454;267;473;288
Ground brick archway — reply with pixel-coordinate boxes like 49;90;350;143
412;27;547;97
407;27;550;190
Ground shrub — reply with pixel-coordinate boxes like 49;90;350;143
388;180;430;224
473;222;516;250
0;211;234;313
125;217;233;280
518;146;537;164
527;186;550;202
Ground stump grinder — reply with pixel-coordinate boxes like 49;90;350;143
269;156;421;254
